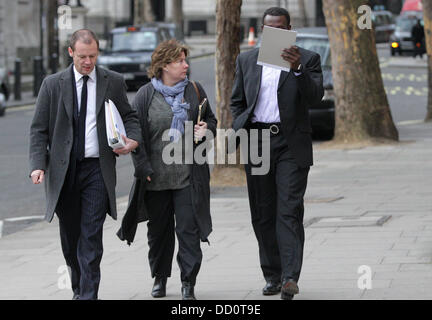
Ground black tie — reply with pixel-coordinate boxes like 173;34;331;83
77;75;89;161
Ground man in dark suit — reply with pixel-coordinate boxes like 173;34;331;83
29;29;141;300
230;7;324;300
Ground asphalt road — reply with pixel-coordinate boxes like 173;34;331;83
0;47;428;237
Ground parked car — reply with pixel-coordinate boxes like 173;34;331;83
141;22;185;42
97;25;173;90
389;14;424;56
296;28;335;137
372;10;396;43
255;27;334;137
0;67;10;117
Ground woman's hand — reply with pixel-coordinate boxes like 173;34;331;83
194;121;208;142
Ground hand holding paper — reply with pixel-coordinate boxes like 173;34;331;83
105;99;138;155
112;134;139;155
282;46;301;70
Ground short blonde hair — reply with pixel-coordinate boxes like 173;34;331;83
148;39;189;79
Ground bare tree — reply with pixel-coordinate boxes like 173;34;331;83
143;0;155;22
215;0;242;131
322;0;398;142
214;0;242;172
134;0;154;24
424;0;432;121
298;0;309;27
172;0;184;32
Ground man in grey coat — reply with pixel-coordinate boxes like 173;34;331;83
29;29;141;300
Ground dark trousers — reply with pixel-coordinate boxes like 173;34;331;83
244;132;309;283
56;158;108;300
145;185;202;285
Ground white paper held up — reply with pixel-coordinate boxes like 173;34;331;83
105;99;126;149
257;26;297;72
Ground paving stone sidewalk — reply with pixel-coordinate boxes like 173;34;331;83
0;121;431;300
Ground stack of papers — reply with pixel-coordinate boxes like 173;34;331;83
105;99;126;149
257;26;297;72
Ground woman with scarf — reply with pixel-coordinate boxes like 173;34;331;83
117;39;217;300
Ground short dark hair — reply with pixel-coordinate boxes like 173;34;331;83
69;29;99;51
262;7;291;26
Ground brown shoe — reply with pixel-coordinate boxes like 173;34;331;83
281;278;299;300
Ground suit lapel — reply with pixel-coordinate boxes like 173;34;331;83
96;66;109;116
60;65;74;121
278;70;290;89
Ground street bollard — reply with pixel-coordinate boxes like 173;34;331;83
14;58;22;101
51;53;58;74
33;56;44;97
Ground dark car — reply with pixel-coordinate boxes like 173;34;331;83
254;27;334;136
372;10;396;43
389;13;424;56
255;27;334;136
141;22;185;41
97;25;173;90
296;28;335;136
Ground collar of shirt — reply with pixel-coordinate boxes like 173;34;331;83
73;65;96;84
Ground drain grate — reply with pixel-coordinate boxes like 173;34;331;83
306;215;391;228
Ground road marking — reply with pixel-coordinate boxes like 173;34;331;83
5;105;35;113
4;215;44;222
0;221;3;238
382;73;427;82
384;86;428;96
396;119;424;126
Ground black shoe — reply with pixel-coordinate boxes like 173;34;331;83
281;278;299;300
262;281;281;296
181;282;196;300
72;293;80;300
151;277;167;298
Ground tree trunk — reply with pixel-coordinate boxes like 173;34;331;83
216;0;242;130
215;0;242;168
423;0;432;121
172;0;184;33
298;0;309;27
133;0;140;25
143;0;155;22
134;0;155;24
322;0;399;142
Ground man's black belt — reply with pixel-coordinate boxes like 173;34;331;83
250;122;281;135
78;157;99;163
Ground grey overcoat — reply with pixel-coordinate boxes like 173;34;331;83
29;64;142;222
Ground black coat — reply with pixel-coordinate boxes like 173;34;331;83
117;81;217;245
230;48;324;168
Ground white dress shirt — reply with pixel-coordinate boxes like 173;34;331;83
252;66;302;124
73;66;99;158
252;66;282;123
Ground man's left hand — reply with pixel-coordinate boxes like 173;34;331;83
113;135;139;155
282;46;301;70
